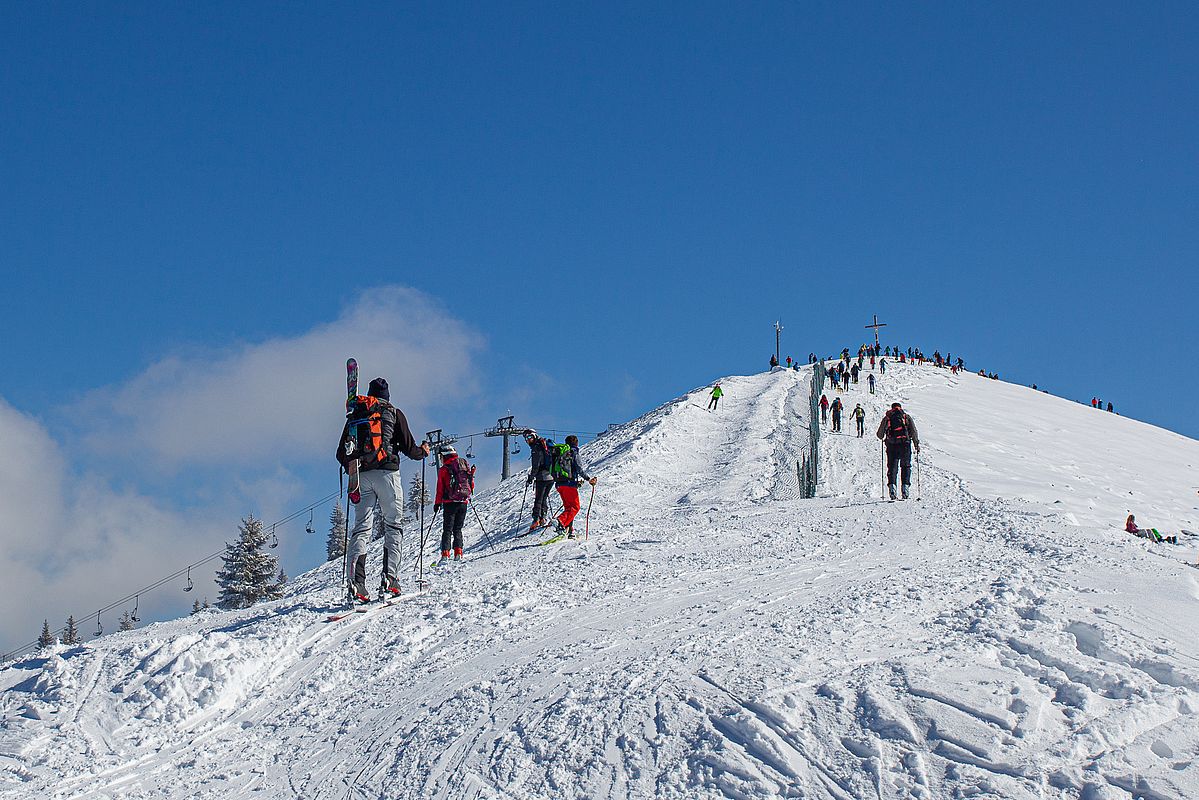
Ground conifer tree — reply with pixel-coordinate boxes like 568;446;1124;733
62;615;81;646
272;567;289;595
119;611;134;632
202;598;210;610
191;599;202;615
215;514;286;610
37;620;56;649
326;501;346;562
406;473;430;522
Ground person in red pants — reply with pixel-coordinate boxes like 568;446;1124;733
552;435;598;537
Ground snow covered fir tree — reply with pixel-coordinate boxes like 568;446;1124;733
214;514;287;610
406;472;430;523
60;615;80;646
36;621;55;649
325;501;345;562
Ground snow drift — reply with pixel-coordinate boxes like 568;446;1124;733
2;362;1198;799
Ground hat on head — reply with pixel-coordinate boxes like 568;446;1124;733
367;378;389;401
440;444;456;457
523;429;537;439
891;402;902;409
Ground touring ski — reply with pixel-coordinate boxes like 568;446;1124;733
344;358;362;504
326;595;402;622
538;530;572;546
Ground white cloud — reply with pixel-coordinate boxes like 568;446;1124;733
0;287;483;656
74;286;482;469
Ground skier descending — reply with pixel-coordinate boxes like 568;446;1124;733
336;378;431;602
434;444;475;562
851;403;866;437
551;435;598;537
830;397;844;432
708;383;723;411
876;402;920;500
523;430;556;532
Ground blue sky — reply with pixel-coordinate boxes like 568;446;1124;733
1;2;1196;651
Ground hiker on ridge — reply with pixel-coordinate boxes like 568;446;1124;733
830;397;844;432
552;435;597;538
434;444;475;562
524;430;556;533
336;377;431;603
876;401;920;501
851;403;866;437
708;383;723;411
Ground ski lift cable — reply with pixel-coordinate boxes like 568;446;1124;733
2;487;343;661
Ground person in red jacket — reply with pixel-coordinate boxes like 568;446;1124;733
434;445;475;561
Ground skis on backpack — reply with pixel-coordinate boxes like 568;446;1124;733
345;358;362;504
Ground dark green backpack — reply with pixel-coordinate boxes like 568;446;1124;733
550;443;573;481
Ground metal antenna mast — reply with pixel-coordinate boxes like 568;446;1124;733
484;415;526;480
864;314;887;349
774;320;783;364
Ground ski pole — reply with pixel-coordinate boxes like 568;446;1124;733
519;477;530;524
340;467;351;603
470;499;496;553
916;449;922;501
417;457;428;589
417;505;441;575
880;441;885;499
584;484;595;541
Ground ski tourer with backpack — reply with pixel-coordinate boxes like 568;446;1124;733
876;402;920;501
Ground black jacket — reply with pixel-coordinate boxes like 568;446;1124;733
335;400;425;472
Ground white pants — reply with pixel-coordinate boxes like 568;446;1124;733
347;468;404;591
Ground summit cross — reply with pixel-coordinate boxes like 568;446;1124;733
865;315;887;348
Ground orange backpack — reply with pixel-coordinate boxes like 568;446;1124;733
342;395;389;468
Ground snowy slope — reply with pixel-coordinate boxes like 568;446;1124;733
2;363;1199;800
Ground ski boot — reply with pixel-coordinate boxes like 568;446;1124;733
350;582;372;604
454;547;463;561
888;484;897;501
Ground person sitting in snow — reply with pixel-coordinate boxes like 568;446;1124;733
1125;514;1176;544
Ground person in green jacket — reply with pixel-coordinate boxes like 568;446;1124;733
708;383;723;411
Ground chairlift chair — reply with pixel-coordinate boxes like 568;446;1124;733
183;566;194;592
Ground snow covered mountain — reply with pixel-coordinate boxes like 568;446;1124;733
2;362;1198;799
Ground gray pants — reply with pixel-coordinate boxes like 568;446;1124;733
532;479;555;521
347;468;404;592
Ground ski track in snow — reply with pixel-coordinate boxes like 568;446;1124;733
2;365;1198;799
